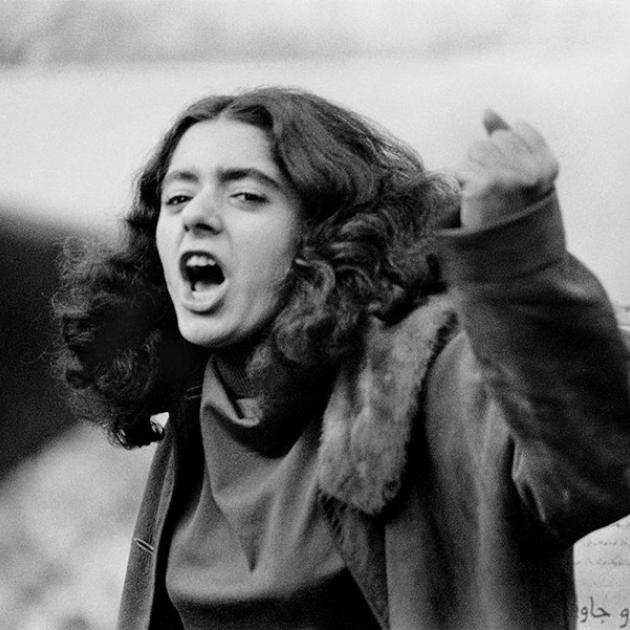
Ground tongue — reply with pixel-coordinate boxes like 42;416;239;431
193;278;221;292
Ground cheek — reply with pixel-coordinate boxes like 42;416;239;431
261;238;297;287
241;244;294;314
155;218;172;274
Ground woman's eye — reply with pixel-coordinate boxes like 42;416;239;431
233;192;266;203
164;194;190;206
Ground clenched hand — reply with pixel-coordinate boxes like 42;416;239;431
456;110;559;229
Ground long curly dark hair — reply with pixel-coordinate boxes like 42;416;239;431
53;86;457;448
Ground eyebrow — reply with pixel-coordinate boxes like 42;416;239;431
162;167;282;191
162;169;198;188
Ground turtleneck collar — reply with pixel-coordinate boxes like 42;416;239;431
212;341;257;399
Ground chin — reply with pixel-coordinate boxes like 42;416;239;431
177;319;227;349
179;322;260;350
175;308;274;350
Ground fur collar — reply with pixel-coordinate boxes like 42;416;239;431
317;295;457;515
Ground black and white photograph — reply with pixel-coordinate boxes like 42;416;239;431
1;2;630;629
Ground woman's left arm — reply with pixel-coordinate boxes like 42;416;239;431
436;112;630;543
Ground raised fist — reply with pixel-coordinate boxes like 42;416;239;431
456;110;559;229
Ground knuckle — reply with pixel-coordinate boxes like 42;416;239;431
515;121;542;140
513;121;535;136
534;156;559;185
524;165;549;189
467;139;491;159
491;128;512;140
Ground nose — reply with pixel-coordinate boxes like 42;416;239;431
181;190;224;234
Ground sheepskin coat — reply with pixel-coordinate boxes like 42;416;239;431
118;194;630;630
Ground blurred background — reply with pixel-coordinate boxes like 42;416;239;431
1;1;629;628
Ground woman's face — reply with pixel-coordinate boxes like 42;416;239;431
156;117;303;349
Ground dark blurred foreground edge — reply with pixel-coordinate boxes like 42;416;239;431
0;208;80;477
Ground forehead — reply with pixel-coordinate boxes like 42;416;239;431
168;118;276;172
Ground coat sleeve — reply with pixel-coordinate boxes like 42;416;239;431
435;192;630;544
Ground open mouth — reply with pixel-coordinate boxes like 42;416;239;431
181;253;226;293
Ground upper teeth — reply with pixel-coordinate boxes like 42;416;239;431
186;254;216;267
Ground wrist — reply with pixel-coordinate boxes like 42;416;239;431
436;191;565;284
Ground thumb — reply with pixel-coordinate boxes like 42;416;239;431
483;109;510;135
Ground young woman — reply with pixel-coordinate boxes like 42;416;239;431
54;87;630;630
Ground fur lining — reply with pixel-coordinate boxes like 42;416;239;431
317;295;457;514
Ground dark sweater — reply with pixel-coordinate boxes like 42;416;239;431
164;358;379;629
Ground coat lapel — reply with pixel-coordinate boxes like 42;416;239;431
317;295;457;515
